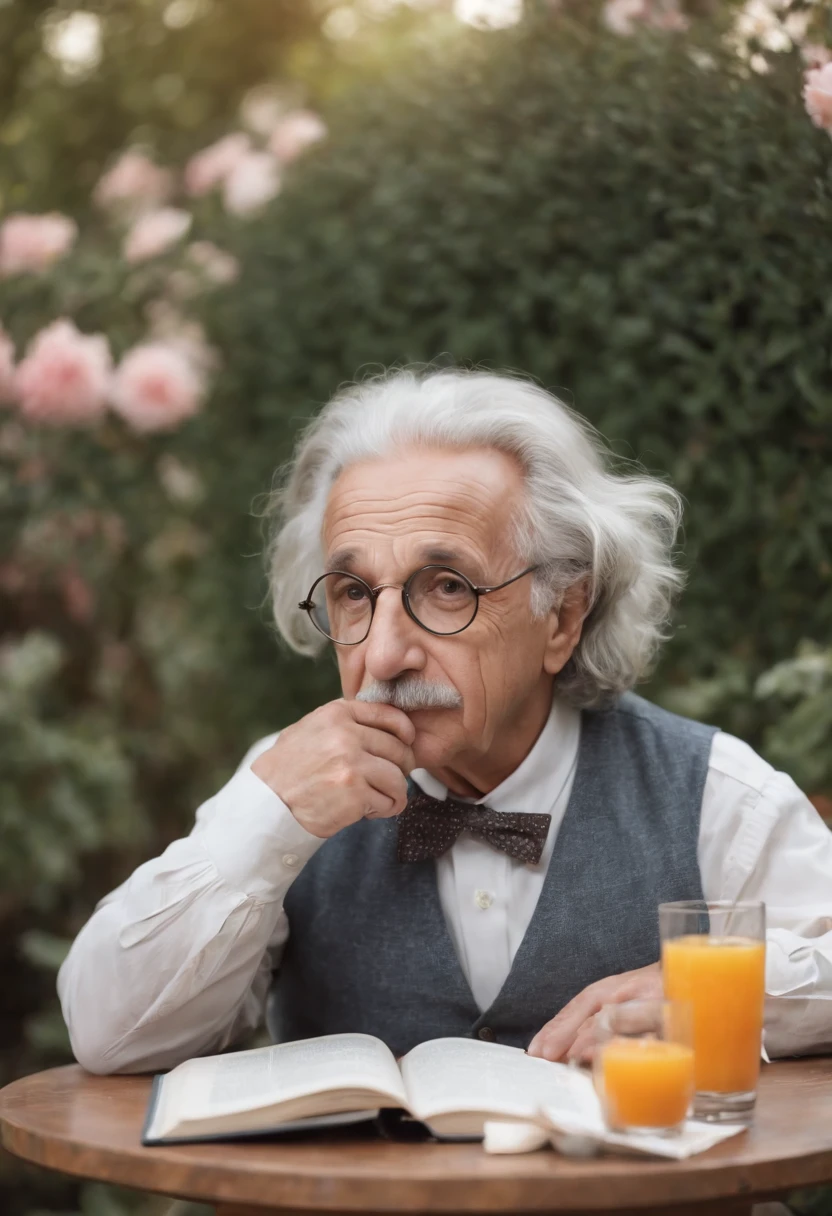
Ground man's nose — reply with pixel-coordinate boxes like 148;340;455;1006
363;587;426;682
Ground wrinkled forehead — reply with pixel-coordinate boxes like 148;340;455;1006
321;446;525;575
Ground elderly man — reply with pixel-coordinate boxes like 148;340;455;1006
59;369;832;1075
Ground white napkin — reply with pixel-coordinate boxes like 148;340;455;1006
484;1113;746;1160
483;1064;747;1160
483;1121;550;1154
540;1108;747;1160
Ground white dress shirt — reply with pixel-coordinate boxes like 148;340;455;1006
58;699;832;1073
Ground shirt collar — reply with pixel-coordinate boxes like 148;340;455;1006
411;695;581;816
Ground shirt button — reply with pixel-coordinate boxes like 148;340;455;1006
282;853;299;868
474;889;494;910
478;1026;496;1042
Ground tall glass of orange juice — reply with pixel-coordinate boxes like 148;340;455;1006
660;900;765;1123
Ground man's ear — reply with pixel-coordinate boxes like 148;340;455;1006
543;580;590;676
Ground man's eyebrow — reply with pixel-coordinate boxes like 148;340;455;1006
420;546;463;565
324;545;485;578
325;549;356;572
419;546;484;577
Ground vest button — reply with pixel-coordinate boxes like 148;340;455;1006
477;1026;496;1042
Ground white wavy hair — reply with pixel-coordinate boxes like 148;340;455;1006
266;368;684;707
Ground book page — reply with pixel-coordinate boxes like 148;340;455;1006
400;1037;578;1124
155;1033;407;1128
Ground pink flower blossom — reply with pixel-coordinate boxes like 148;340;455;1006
185;240;240;285
0;213;77;276
123;207;192;263
166;240;240;300
240;85;288;136
269;110;328;164
14;320;112;427
157;453;204;504
802;44;832;70
651;5;687;32
804;63;832;131
144;301;217;374
184;133;252;197
603;0;646;34
223;152;281;217
0;325;16;404
93;150;173;215
603;0;687;35
161;323;216;377
111;343;204;433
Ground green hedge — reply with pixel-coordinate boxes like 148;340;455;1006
206;5;832;781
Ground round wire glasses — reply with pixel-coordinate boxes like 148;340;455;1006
298;564;539;646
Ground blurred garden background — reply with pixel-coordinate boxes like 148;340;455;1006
1;0;832;1212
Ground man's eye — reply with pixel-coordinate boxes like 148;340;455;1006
330;579;369;604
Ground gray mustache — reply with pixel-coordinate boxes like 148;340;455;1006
356;678;463;712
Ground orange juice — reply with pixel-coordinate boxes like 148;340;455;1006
599;1038;695;1129
662;935;765;1094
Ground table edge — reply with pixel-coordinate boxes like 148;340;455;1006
3;1066;832;1212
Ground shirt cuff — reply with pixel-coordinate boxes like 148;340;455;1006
198;764;324;901
766;927;828;998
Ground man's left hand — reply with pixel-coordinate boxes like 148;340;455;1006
527;962;663;1063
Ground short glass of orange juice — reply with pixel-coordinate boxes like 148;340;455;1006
593;1000;695;1136
660;900;766;1124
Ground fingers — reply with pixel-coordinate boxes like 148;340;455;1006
567;1019;599;1065
359;725;416;776
360;785;397;817
348;699;416;748
362;756;409;818
528;987;603;1061
528;964;663;1062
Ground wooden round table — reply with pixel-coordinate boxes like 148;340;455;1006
2;1061;832;1216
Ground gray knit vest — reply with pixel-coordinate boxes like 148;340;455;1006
268;693;715;1056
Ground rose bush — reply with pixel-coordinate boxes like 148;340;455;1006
0;80;329;1216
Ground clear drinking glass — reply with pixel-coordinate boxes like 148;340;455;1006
659;900;766;1123
592;999;695;1136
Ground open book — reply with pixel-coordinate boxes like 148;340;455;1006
142;1032;581;1144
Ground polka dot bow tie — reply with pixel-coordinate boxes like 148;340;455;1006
397;788;552;864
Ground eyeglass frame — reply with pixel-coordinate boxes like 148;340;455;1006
298;563;540;645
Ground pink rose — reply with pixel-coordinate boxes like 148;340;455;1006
94;150;173;215
157;453;204;504
651;3;687;32
168;240;240;298
804;63;832;132
0;325;16;404
185;240;240;285
0;213;78;276
124;207;192;263
269;110;327;164
144;301;216;374
802;44;832;70
602;0;686;35
603;0;646;34
223;152;281;217
14;320;112;427
111;343;204;433
184;133;252;197
240;85;288;136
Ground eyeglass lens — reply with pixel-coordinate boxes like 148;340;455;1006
308;567;478;644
